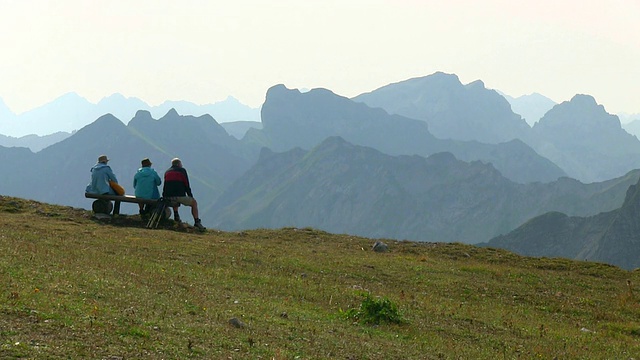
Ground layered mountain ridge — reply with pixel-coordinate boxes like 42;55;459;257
484;175;640;270
2;71;640;268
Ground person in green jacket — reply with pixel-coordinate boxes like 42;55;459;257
133;158;161;217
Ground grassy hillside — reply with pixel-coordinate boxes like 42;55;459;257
1;196;640;359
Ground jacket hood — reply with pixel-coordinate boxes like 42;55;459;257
91;163;110;171
137;167;156;176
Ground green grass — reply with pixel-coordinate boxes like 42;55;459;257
342;292;405;325
1;195;640;358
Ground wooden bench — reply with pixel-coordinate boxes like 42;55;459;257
84;192;160;215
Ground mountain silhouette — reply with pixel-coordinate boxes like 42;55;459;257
484;175;640;270
251;84;564;184
352;72;531;144
0;97;15;126
3;74;640;270
0;131;71;152
220;121;262;139
9;92;95;137
209;136;637;243
0;94;260;137
501;92;557;126
95;93;149;123
621;118;640;139
529;94;640;182
128;109;260;202
151;96;260;123
352;73;640;183
0;110;260;217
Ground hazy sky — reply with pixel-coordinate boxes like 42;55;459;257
1;0;639;115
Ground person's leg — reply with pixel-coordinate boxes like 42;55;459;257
190;198;199;221
190;198;205;229
173;206;181;222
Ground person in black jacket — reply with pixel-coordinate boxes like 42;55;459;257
162;158;205;230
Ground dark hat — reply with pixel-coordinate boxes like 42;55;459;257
98;155;109;163
141;158;152;167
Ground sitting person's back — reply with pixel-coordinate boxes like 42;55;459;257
134;158;161;199
134;158;162;217
162;157;205;230
86;155;118;195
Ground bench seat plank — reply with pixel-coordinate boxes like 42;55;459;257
84;193;158;205
85;192;160;215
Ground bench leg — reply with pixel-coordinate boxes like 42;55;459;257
113;201;121;215
92;200;113;214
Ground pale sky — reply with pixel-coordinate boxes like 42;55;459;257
1;0;639;115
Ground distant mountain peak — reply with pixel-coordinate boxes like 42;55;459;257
56;92;87;101
221;95;241;104
101;93;128;101
95;113;122;122
353;71;528;144
162;108;180;119
543;94;610;122
501;92;557;126
266;84;299;97
0;97;15;117
569;94;598;106
425;151;458;165
312;135;352;151
429;71;460;82
133;110;153;121
309;87;339;98
465;79;486;89
74;113;126;136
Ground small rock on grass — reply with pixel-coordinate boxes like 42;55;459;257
229;317;245;328
372;241;389;252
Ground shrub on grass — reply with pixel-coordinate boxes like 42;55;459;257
342;292;405;325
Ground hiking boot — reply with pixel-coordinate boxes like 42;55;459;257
194;219;206;230
174;213;181;223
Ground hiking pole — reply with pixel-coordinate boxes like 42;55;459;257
146;206;158;228
153;201;165;228
147;199;164;229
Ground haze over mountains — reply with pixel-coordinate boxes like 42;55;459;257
2;71;640;268
354;73;640;183
255;83;564;184
210;136;639;243
485;174;640;270
500;92;557;126
353;72;531;144
529;95;640;183
0;93;260;137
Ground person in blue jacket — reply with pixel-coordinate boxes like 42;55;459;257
133;157;162;217
85;154;118;195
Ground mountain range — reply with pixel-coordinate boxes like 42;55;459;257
0;93;260;137
500;92;557;126
251;83;564;184
3;71;640;268
528;94;640;183
621;117;640;139
353;72;531;144
484;174;640;270
209;136;639;243
354;72;640;183
0;121;261;152
0;110;261;214
0;131;72;152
